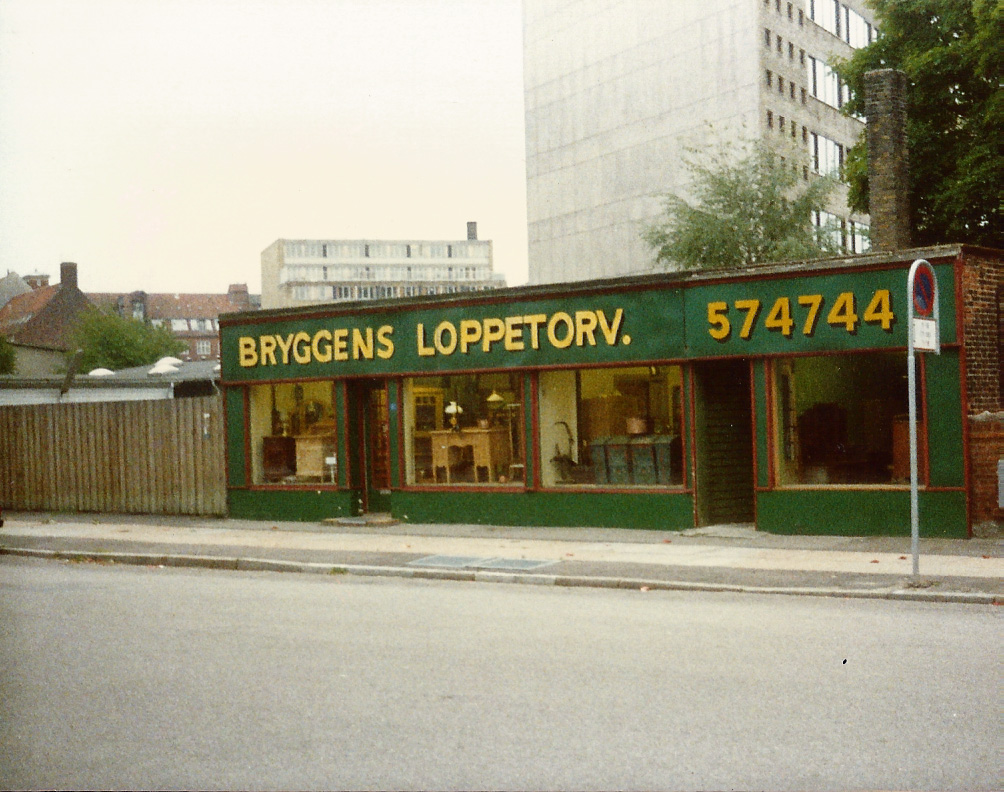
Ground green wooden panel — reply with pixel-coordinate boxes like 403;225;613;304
684;263;956;357
523;375;536;484
387;379;401;488
753;360;770;489
681;368;694;489
221;288;685;381
757;489;967;537
222;263;958;386
228;488;357;522
924;351;965;487
224;387;246;488
393;490;695;530
334;383;349;488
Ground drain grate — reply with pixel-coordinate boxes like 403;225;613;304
409;555;557;571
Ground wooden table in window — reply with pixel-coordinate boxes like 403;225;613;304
429;428;510;483
293;434;337;481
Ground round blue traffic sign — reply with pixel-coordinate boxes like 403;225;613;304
913;264;935;317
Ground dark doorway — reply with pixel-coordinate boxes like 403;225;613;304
351;380;392;514
693;360;755;526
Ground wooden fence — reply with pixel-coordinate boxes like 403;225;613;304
0;395;226;516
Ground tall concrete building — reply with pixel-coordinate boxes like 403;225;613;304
523;0;877;284
261;222;505;309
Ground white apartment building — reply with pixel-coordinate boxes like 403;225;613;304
261;223;505;309
523;0;877;284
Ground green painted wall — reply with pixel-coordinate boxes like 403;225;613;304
228;488;357;522
221;261;957;383
753;361;770;489
224;387;246;488
925;351;965;487
757;489;967;537
684;262;956;357
393;490;695;530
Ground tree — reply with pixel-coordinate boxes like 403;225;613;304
643;140;841;270
837;0;1002;247
69;308;186;372
0;333;15;375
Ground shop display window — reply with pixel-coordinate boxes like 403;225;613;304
773;352;915;486
538;366;685;488
249;381;337;485
402;373;525;485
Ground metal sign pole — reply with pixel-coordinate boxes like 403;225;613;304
906;259;940;577
906;294;920;576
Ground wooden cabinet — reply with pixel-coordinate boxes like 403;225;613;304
262;436;296;482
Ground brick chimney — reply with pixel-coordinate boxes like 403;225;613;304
227;283;251;310
60;261;78;290
864;69;911;251
24;272;50;290
467;221;478;241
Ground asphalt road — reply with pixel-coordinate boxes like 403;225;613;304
1;556;999;791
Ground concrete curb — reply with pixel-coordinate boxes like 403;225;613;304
2;545;999;606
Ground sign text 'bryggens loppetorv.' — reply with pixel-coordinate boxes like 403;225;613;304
237;308;629;368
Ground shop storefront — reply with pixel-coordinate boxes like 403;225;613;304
219;245;1001;537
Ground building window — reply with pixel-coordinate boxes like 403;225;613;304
779;115;785;132
787;2;793;19
537;366;685;489
766;70;773;87
773;353;912;486
776;34;783;53
848;220;871;253
171;319;188;332
812;209;845;248
790;82;796;99
767;109;774;128
788;41;794;60
810;132;844;176
402;372;525;486
765;28;772;46
248;381;337;486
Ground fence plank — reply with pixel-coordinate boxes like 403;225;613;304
0;396;225;516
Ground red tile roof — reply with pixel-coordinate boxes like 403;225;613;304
0;283;93;350
88;291;254;320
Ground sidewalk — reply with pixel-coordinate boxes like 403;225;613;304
1;511;1001;604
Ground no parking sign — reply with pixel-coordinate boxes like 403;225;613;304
909;259;940;353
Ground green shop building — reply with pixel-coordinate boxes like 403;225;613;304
219;244;1002;537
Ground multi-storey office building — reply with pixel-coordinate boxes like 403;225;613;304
523;0;877;284
261;223;506;310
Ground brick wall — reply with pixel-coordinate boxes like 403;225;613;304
961;248;1003;535
968;414;1003;534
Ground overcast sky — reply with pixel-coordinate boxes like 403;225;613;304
0;0;528;295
